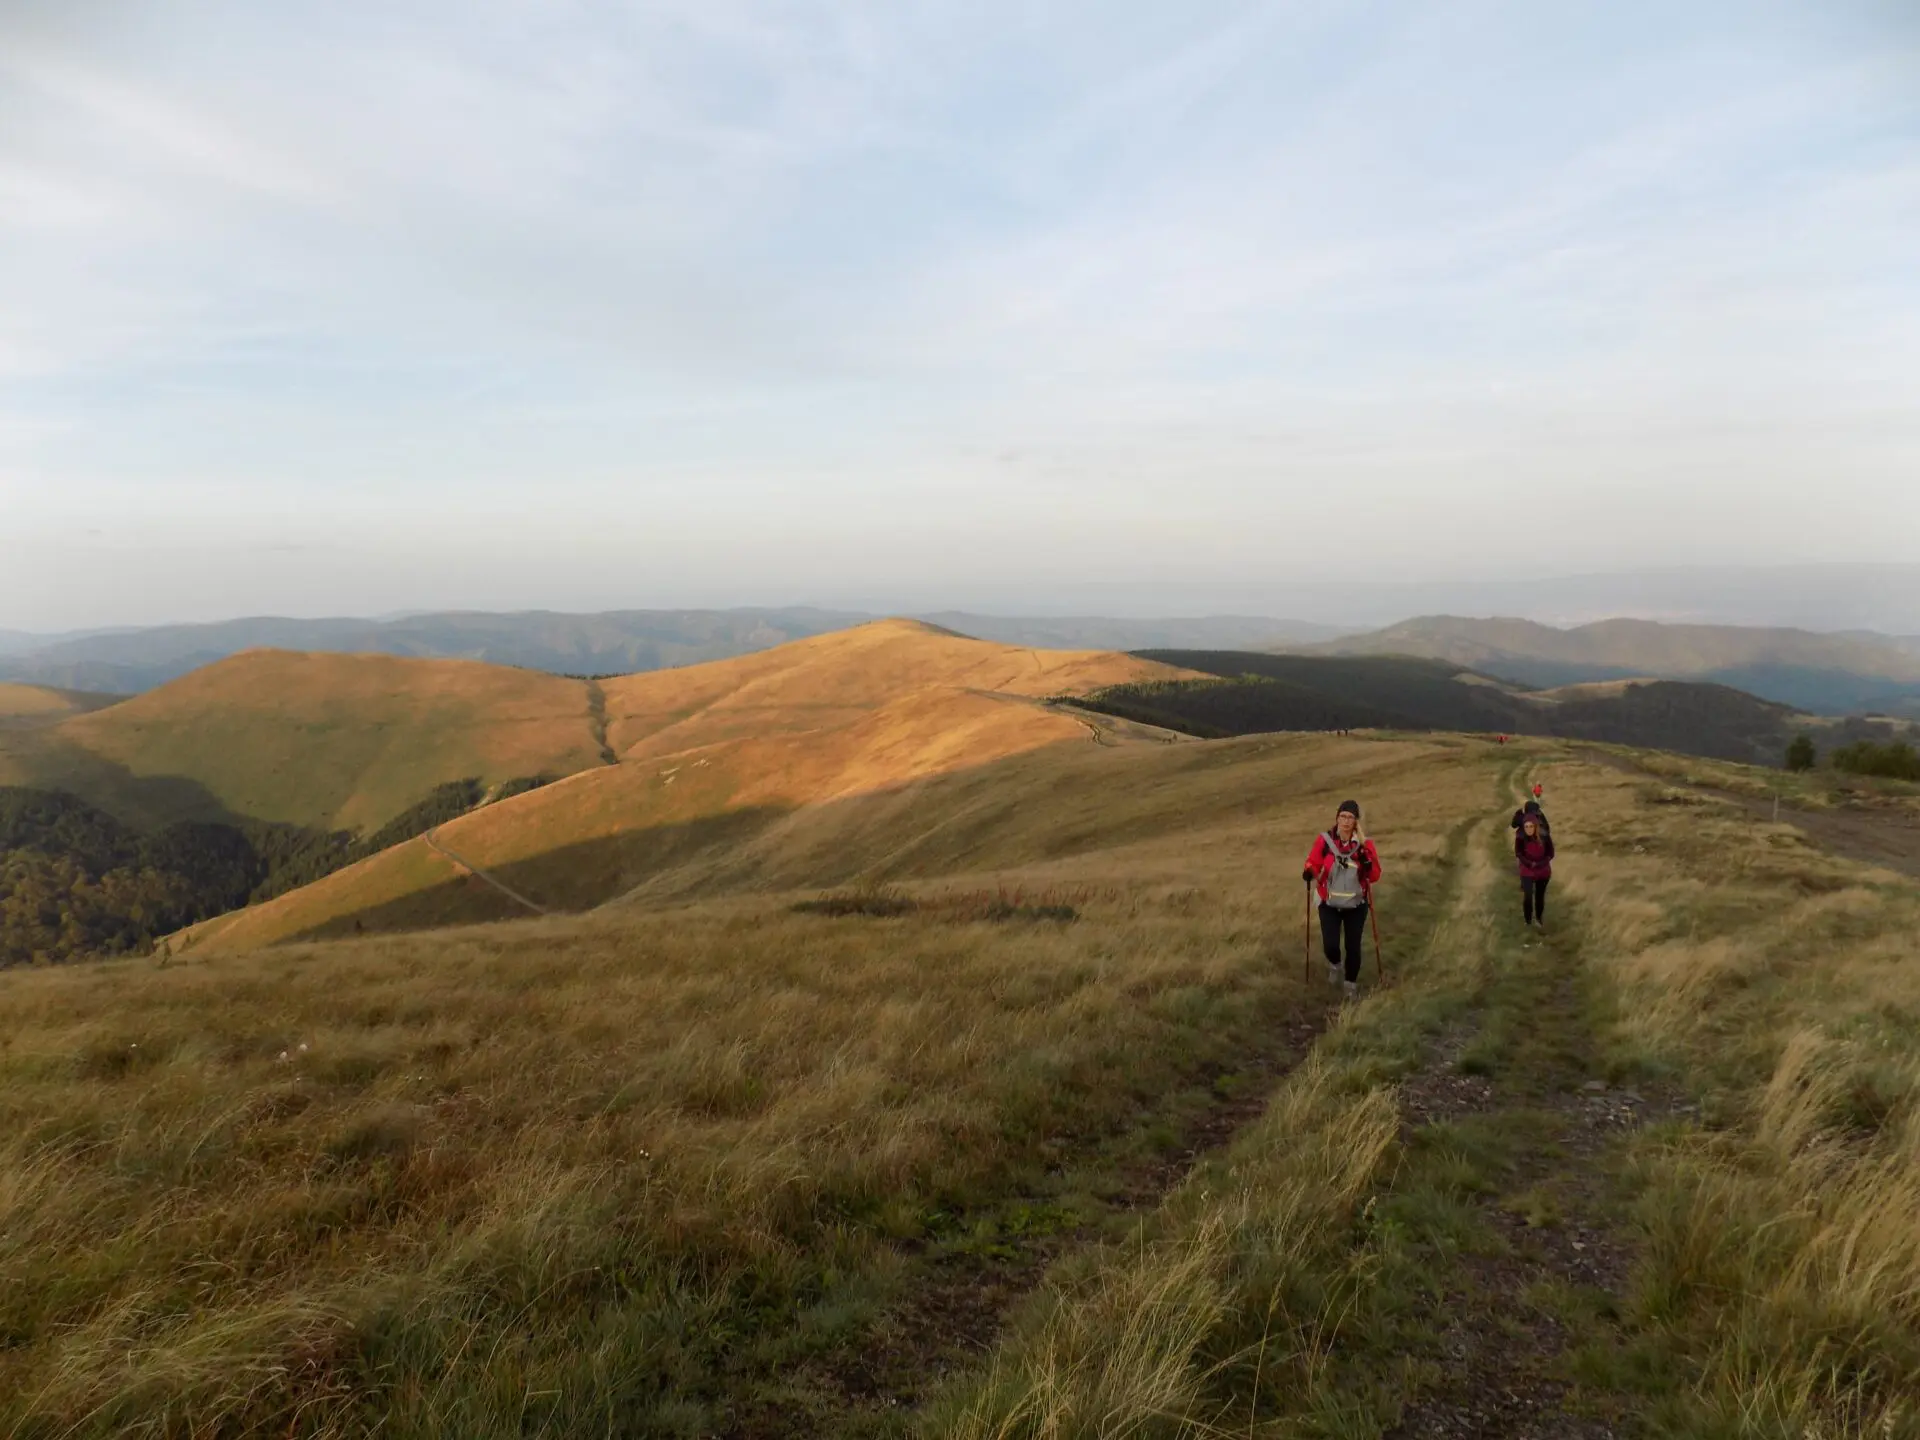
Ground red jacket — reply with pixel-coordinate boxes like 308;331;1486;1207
1515;829;1554;880
1303;831;1380;904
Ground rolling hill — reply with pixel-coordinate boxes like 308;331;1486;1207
0;650;610;833
1307;615;1920;715
0;683;121;727
172;621;1191;951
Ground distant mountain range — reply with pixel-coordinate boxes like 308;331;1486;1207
1298;616;1920;718
7;601;1920;721
902;564;1920;632
0;609;1346;695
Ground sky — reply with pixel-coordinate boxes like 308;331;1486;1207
2;0;1917;630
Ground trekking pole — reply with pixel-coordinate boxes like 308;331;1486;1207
1303;880;1313;985
1355;816;1387;986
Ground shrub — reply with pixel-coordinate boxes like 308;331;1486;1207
1829;739;1920;781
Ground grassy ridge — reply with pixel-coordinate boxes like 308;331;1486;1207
181;625;1192;950
1558;763;1920;1434
923;749;1920;1437
0;732;1488;1436
0;650;607;835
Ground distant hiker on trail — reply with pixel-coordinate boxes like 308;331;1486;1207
1304;799;1380;1000
1515;813;1555;928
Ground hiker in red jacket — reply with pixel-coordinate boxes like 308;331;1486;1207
1515;813;1555;928
1303;799;1380;999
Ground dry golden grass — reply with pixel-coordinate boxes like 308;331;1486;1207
1545;763;1920;1435
0;683;118;724
919;761;1510;1438
0;730;1489;1437
928;1058;1401;1440
600;618;1190;760
45;649;610;832
182;624;1202;951
0;651;608;835
28;625;1919;1435
924;744;1920;1437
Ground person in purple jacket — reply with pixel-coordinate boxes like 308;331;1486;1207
1515;812;1555;928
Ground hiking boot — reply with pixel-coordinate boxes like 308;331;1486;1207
1343;980;1359;1003
1327;963;1341;987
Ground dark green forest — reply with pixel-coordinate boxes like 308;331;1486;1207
1081;652;1809;766
0;775;555;966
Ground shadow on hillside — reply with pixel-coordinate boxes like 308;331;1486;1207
277;729;1447;946
0;733;253;831
289;807;787;943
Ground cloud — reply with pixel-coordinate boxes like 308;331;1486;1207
0;44;342;207
0;0;1916;629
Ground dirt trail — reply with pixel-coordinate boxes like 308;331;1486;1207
1046;699;1192;747
732;1000;1340;1438
1386;770;1680;1438
423;831;549;916
1715;789;1920;879
776;1004;1339;1429
585;679;618;765
733;810;1487;1438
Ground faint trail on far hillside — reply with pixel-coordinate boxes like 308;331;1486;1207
1578;745;1920;881
424;831;549;916
1047;700;1188;747
585;680;618;765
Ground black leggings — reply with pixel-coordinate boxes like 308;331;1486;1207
1319;903;1369;982
1522;877;1550;923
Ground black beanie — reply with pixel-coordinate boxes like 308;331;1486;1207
1336;799;1361;819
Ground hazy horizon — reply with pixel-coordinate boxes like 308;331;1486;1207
6;562;1920;641
4;2;1918;632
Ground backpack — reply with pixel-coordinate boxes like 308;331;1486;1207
1322;833;1366;910
1511;804;1550;836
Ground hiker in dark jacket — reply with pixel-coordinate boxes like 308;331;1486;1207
1510;797;1549;836
1515;813;1554;928
1303;799;1380;999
